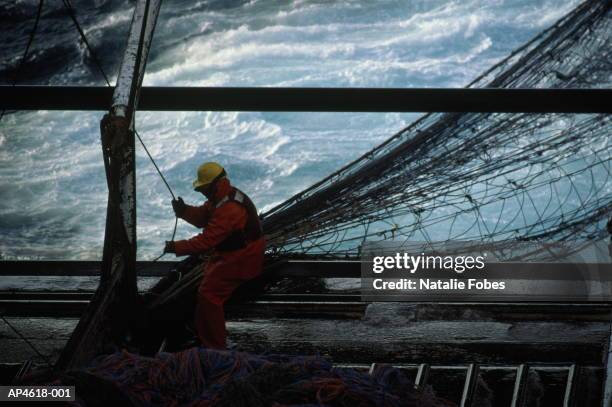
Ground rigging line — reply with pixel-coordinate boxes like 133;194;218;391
62;0;111;87
0;315;52;368
0;0;44;124
63;0;178;261
61;1;176;198
133;128;176;200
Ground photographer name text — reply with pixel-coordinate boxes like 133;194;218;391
369;252;506;291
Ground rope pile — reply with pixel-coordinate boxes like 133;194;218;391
61;347;454;407
262;1;612;260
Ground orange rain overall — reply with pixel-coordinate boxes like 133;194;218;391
174;178;265;349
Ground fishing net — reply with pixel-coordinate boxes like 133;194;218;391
261;1;612;260
59;347;454;407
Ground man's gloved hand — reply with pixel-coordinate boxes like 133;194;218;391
172;197;186;216
164;241;176;254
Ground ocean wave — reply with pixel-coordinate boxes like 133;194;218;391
0;0;592;260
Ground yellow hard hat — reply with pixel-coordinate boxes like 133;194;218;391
193;162;226;189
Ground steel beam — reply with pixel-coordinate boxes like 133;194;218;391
0;86;610;113
0;259;362;278
0;260;176;277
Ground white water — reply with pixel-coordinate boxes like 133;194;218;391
0;0;583;261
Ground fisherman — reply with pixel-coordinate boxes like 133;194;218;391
163;162;265;349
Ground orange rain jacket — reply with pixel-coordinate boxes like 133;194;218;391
174;177;264;257
173;177;265;349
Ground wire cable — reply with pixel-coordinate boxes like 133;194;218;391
134;130;176;200
1;315;52;368
0;0;44;124
62;0;111;87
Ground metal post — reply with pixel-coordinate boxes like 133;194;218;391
511;364;529;407
101;0;162;282
563;364;577;407
460;364;480;407
55;0;162;371
414;363;430;389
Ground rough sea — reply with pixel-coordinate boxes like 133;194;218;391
1;0;584;264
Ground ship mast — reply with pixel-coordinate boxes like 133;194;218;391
56;0;163;370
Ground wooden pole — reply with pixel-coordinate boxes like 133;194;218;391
55;0;162;371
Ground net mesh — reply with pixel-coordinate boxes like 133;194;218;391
261;1;612;260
